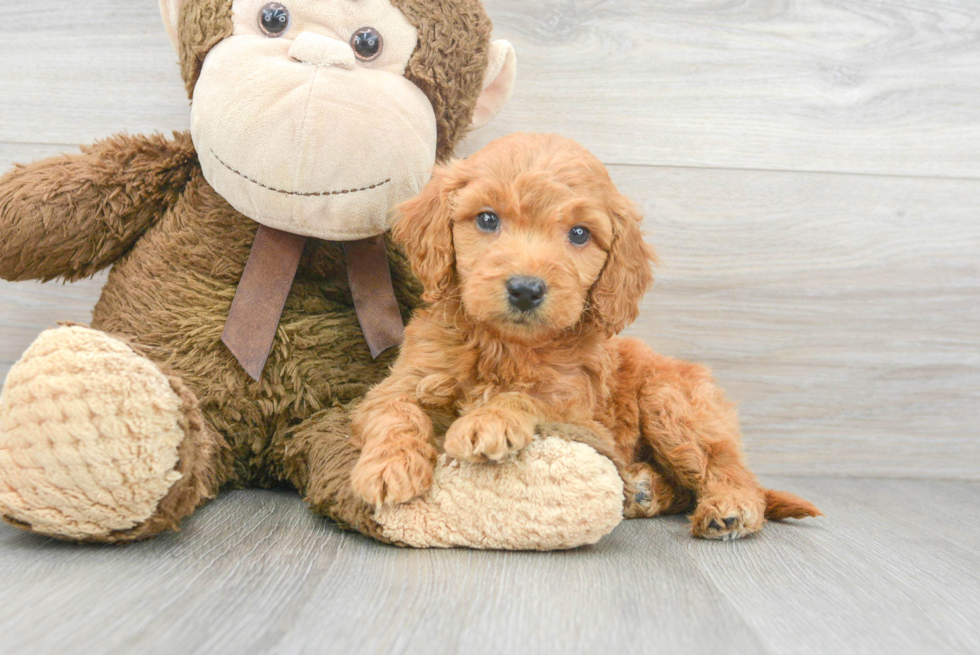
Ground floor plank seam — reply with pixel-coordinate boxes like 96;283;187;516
771;474;980;484
601;160;980;183
6;141;980;184
672;536;782;655
0;140;85;150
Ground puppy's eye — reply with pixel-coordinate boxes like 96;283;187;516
259;3;290;37
569;226;591;246
351;27;384;61
476;211;501;233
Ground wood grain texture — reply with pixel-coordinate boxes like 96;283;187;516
3;1;980;178
0;2;189;145
464;0;980;178
619;165;980;479
0;477;976;655
0;272;106;366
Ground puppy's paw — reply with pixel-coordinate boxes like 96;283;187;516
691;489;766;541
444;411;535;463
622;463;670;518
351;439;437;506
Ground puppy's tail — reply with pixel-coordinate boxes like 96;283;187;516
764;489;823;521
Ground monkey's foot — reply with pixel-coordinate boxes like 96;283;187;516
0;326;209;542
375;434;624;550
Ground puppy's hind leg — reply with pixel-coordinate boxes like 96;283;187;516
622;462;694;519
627;343;768;540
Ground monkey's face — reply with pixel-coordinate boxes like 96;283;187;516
190;0;437;240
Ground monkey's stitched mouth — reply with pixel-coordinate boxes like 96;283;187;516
211;150;391;197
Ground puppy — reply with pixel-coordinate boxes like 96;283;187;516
350;133;820;540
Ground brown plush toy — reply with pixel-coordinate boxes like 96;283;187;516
0;0;626;549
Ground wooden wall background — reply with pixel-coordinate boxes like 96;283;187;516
0;1;977;480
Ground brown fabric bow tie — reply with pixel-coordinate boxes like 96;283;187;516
221;225;405;381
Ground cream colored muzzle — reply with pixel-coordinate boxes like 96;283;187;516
191;32;437;241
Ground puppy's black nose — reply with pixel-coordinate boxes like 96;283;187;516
506;276;547;312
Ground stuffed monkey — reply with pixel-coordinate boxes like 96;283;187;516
0;0;625;549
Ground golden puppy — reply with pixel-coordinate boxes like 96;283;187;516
350;133;820;540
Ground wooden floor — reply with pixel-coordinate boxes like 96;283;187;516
0;476;977;655
2;2;979;653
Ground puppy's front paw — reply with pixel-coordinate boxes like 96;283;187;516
691;490;766;541
351;440;437;506
444;411;535;463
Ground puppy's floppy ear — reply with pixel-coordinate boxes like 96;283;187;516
589;193;656;336
393;165;462;304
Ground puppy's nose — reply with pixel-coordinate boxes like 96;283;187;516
506;276;547;312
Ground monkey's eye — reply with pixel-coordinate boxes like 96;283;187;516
259;3;290;37
569;226;592;246
351;27;384;61
476;211;501;233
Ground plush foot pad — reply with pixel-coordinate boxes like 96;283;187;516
0;326;187;540
375;436;624;550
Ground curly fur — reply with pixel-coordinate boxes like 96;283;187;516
352;134;821;538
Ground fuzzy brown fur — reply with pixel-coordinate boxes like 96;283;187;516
177;0;234;98
0;0;496;542
390;0;493;161
350;134;821;539
0;133;199;282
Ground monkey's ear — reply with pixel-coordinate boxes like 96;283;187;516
160;0;185;52
470;41;517;130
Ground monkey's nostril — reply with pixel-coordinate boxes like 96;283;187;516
506;276;547;312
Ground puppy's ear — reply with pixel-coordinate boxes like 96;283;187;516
589;193;656;336
393;165;462;304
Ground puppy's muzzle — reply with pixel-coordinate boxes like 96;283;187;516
506;276;547;312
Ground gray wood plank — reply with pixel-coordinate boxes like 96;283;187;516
695;476;980;655
0;490;762;655
268;519;766;655
0;143;79;164
4;2;979;178
0;272;107;377
0;477;977;655
618;165;980;480
0;491;348;655
462;0;980;178
0;2;189;145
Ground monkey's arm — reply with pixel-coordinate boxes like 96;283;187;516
0;132;198;282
